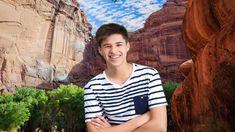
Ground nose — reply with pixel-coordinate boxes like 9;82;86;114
110;45;117;53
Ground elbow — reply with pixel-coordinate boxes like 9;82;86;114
158;128;167;132
153;125;167;132
157;127;167;132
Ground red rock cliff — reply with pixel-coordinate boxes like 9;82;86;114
128;0;191;82
171;0;235;131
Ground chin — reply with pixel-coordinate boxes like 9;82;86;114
108;61;123;67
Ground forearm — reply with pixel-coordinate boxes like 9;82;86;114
133;106;167;132
96;117;144;132
132;119;167;132
87;112;150;132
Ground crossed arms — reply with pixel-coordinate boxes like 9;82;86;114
86;105;167;132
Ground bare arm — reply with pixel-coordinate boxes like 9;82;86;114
86;112;150;132
133;105;167;132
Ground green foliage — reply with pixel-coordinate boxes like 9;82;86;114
163;81;179;104
15;86;38;107
48;84;85;132
0;94;30;131
162;81;179;132
0;84;85;132
14;86;49;131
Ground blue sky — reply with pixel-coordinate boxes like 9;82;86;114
77;0;166;34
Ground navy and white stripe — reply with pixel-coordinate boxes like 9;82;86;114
84;63;167;124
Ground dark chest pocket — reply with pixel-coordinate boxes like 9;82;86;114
133;95;149;114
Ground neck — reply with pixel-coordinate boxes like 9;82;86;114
105;62;132;78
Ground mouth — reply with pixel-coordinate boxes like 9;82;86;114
109;54;121;60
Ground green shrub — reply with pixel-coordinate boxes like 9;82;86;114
0;84;85;132
163;81;179;132
0;94;30;131
14;86;49;131
163;81;179;104
48;84;85;132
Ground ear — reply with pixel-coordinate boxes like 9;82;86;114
98;47;103;56
127;42;130;52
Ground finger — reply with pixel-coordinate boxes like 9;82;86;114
91;118;106;127
96;115;111;127
92;117;104;124
97;115;106;122
90;120;103;129
95;115;107;126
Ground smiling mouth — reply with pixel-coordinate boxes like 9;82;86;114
109;55;121;59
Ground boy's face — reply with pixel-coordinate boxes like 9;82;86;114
98;34;130;68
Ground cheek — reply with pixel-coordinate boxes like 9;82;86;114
99;50;108;58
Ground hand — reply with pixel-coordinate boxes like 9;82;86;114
90;115;111;129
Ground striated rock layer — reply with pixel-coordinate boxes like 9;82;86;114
69;0;191;86
0;0;92;91
128;0;191;82
171;0;235;131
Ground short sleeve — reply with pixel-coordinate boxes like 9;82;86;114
148;69;168;108
84;84;104;123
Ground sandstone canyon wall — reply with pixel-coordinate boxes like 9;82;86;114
0;0;91;91
69;0;191;86
172;0;235;131
128;0;191;82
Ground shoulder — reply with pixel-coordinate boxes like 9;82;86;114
134;63;159;74
84;73;105;88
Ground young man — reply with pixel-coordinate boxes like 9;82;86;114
84;23;167;132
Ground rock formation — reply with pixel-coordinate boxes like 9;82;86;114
68;37;106;86
69;0;191;86
179;59;192;77
0;0;92;91
128;0;191;82
171;0;235;131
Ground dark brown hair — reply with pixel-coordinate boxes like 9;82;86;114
95;23;129;47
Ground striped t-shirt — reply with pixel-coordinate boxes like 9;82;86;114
84;63;167;124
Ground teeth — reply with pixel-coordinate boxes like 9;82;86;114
110;55;120;59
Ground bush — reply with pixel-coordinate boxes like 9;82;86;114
0;94;30;131
14;86;49;131
163;81;179;104
0;84;85;132
163;81;179;132
48;84;85;132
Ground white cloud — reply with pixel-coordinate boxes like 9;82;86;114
140;3;161;15
78;0;165;34
77;0;91;9
122;0;139;8
126;17;145;29
102;16;116;23
96;13;107;19
121;14;136;21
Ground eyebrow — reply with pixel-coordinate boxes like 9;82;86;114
102;43;111;47
102;41;125;46
116;42;124;44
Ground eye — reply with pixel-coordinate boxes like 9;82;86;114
116;43;123;47
103;45;111;48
